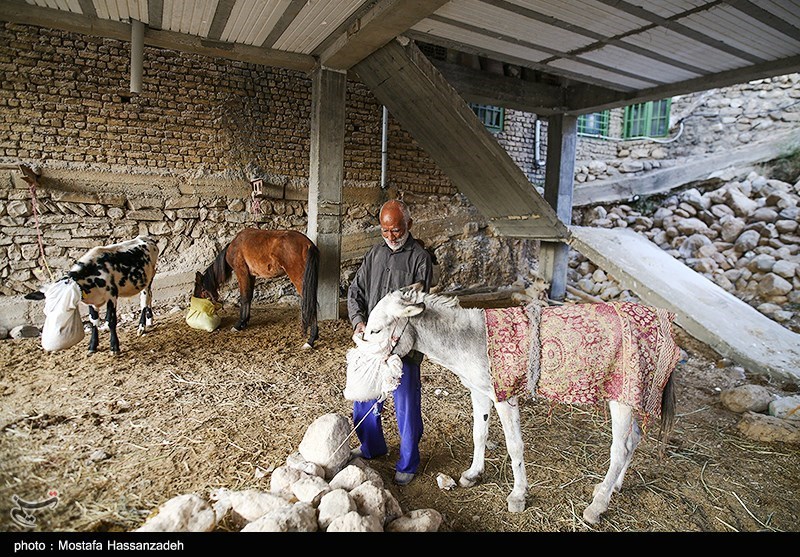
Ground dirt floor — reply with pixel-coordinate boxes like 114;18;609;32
1;298;798;534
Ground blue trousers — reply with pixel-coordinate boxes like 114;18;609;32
352;356;423;474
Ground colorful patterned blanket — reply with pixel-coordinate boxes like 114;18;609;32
484;301;681;419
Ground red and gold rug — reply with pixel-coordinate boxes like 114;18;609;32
484;301;681;419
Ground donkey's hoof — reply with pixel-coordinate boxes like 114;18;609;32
458;474;478;488
301;343;312;350
582;506;602;525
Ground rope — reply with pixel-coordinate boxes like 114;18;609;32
331;398;382;456
25;170;54;282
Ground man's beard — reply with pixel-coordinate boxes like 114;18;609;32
384;231;409;251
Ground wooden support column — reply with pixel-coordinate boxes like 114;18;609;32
308;67;346;321
541;113;577;301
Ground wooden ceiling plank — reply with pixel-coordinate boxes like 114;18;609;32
722;0;800;40
0;0;316;71
593;0;766;64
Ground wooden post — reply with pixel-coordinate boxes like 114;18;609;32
307;67;346;321
541;113;577;301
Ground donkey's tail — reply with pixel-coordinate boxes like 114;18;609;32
301;242;320;347
657;373;676;456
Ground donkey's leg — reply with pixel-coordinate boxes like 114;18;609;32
137;285;154;335
87;305;101;354
106;299;120;354
459;391;492;489
612;408;641;493
494;398;528;512
233;273;254;331
583;401;636;524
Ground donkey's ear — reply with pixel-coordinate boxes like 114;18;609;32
195;271;203;282
397;302;425;318
399;282;425;302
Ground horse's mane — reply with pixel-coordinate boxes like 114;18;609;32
203;244;231;292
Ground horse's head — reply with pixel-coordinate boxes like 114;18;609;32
360;282;427;358
193;271;221;305
25;278;85;351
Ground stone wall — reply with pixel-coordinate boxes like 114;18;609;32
0;22;537;316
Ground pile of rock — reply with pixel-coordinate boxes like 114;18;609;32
719;384;800;444
569;169;799;332
134;413;443;532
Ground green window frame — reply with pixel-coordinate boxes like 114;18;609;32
577;110;610;137
623;99;671;138
470;103;504;133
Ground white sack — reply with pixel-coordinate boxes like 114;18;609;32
41;279;84;352
343;334;403;402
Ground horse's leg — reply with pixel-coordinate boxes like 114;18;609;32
106;299;120;354
493;398;528;512
233;272;254;331
583;401;637;524
458;391;492;489
87;305;100;354
137;284;154;335
286;264;317;350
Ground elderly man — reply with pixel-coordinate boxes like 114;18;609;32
347;199;433;486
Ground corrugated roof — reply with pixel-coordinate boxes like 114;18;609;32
5;0;800;113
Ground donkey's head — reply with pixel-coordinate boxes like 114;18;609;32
360;283;427;359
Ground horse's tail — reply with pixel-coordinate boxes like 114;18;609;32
301;242;320;343
657;372;677;456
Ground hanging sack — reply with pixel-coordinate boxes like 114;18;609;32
41;279;85;352
185;296;222;332
343;333;403;402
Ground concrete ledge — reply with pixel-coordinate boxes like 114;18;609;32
569;226;800;385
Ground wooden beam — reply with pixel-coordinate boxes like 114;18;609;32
308;68;346;321
353;37;569;241
262;0;307;48
0;0;315;73
431;59;587;115
207;0;236;41
319;0;449;70
540;114;577;301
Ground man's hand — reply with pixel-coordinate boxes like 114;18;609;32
354;322;366;336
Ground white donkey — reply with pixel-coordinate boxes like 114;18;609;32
355;283;680;524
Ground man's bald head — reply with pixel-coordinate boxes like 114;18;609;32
380;200;412;251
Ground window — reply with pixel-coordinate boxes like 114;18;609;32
577;111;610;137
470;103;504;133
623;99;671;138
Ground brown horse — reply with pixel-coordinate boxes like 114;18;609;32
193;228;319;348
